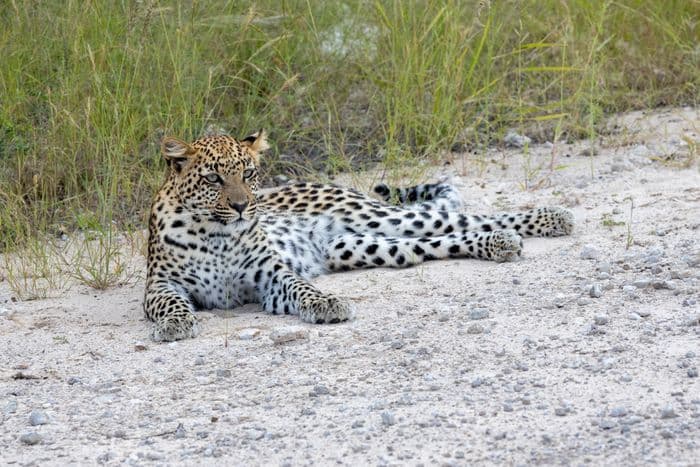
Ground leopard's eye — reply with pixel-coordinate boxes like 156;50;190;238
203;173;222;184
242;168;255;179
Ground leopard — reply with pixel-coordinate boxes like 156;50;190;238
144;131;574;341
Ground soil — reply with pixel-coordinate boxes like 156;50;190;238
1;107;699;465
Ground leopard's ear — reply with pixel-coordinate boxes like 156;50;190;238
161;137;196;173
240;129;269;160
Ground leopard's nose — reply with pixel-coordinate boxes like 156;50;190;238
230;201;248;214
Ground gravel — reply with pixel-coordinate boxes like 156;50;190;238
269;326;310;344
1;108;699;465
660;406;678;419
19;432;42;445
28;410;49;426
580;245;601;260
381;411;397;426
468;308;489;320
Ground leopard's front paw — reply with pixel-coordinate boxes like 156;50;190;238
150;312;200;342
541;207;575;237
299;295;353;324
487;229;523;263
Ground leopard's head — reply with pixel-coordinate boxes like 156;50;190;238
160;131;269;225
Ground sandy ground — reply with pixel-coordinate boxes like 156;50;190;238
1;108;699;466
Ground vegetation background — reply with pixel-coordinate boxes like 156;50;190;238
0;0;698;293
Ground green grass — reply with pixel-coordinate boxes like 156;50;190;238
1;1;698;287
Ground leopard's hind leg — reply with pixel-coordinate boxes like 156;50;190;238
325;229;522;270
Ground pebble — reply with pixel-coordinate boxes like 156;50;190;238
67;377;81;385
468;308;489;320
466;324;485;334
194;356;205;365
504;131;531;148
554;406;571;416
622;285;637;295
660;429;674;439
660;406;678;419
19;432;42;445
238;328;260;340
3;400;18;415
632;279;650;289
471;377;484;388
599;419;616;430
636;309;651;318
682;252;700;268
688;368;698;378
174;423;186;439
627;312;642;321
580;245;601;260
29;410;49;426
381;411;396;426
594;314;609;325
503;403;513;412
310;385;331;396
577;298;592;306
589;284;603;298
269;326;309;344
652;279;675;290
596;262;612;273
216;369;232;378
610;407;628;417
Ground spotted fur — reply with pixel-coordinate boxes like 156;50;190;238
145;133;574;341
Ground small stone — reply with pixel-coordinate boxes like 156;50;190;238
577;298;592;306
636;309;651;318
660;429;674;439
245;429;265;440
470;377;484;388
579;146;599;157
174;423;186;439
503;403;513;412
504;130;531;148
627;312;642;321
599;419;616;430
237;328;260;340
686;351;696;358
146;452;164;461
381;411;396;426
311;385;331;396
589;284;603;298
134;344;148;352
652;279;675;290
596;262;612;273
687;368;698;378
594;314;609;325
4;400;18;415
216;369;232;378
580;245;601;260
269;326;309;344
468;308;489;320
390;340;404;350
67;377;81;385
622;285;638;295
554;407;569;417
632;279;650;289
610;407;628;417
29;410;49;426
194;356;205;365
660;406;678;419
467;324;485;334
19;432;42;445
